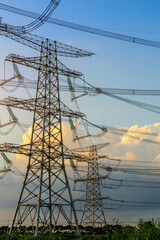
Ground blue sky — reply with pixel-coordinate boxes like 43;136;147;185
1;0;160;127
1;0;160;225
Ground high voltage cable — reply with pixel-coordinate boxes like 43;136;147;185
1;3;160;49
114;167;160;172
80;117;160;146
100;165;160;176
1;6;160;143
116;167;160;171
115;170;160;177
75;113;160;145
101;91;160;115
103;183;160;189
3;3;160;224
111;164;160;168
2;76;160;115
3;79;160;96
119;179;160;184
66;74;160;115
104;199;160;208
102;178;160;189
7;77;160;136
1;78;160;95
3;80;160;114
105;127;160;137
124;200;160;205
107;130;160;145
106;203;160;208
108;158;160;164
106;163;160;168
0;123;16;135
0;1;61;33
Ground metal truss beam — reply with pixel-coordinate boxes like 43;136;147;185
72;142;109;153
0;23;93;58
0;143;89;164
0;96;85;118
5;53;83;77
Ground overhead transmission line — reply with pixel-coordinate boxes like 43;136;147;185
2;78;160;96
2;79;160;144
1;3;160;48
77;116;160;146
2;75;160;115
4;79;159;143
0;1;61;33
63;73;160;116
3;67;160;140
66;78;160;213
105;200;160;208
2;4;160;141
2;4;160;221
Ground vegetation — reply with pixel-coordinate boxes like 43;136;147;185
1;219;160;239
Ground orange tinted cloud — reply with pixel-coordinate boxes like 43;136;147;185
120;151;136;161
15;122;160;169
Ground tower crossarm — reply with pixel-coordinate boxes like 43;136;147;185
75;175;109;183
0;96;85;118
60;101;85;118
0;169;11;173
64;153;107;164
0;120;17;128
0;142;54;161
74;196;109;202
0;96;37;111
72;142;109;153
64;153;89;162
5;54;83;77
0;142;63;159
0;23;93;57
0;143;32;156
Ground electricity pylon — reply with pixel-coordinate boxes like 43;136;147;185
81;145;106;227
72;143;109;227
0;18;93;236
11;41;82;236
0;37;93;237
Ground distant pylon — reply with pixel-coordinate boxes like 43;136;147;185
80;145;106;227
9;40;81;237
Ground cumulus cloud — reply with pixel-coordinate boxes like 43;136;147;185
120;134;141;145
14;122;88;170
119;151;136;161
1;121;160;223
153;154;160;166
6;121;160;175
100;123;160;164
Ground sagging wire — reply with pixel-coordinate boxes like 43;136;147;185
0;1;61;33
78;116;160;146
0;123;16;136
3;3;160;49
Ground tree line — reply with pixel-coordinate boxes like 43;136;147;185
0;219;160;239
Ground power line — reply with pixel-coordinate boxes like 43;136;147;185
3;79;160;96
1;3;160;49
0;1;61;33
3;76;160;116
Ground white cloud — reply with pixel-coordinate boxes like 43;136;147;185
1;121;160;224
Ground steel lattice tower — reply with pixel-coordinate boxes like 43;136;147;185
8;40;81;237
80;145;106;227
